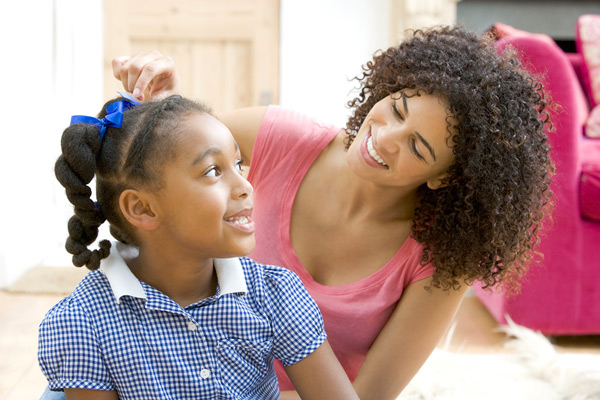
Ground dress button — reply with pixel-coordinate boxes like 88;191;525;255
187;321;197;331
200;368;211;379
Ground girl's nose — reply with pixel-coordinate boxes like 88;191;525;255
232;173;253;199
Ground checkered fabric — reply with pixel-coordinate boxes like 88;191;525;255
38;256;326;399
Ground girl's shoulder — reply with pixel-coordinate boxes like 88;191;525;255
238;257;301;291
40;270;111;324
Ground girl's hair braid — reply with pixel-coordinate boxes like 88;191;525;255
55;95;212;270
55;123;110;269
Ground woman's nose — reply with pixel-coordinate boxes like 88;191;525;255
377;125;402;154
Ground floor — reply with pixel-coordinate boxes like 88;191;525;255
1;269;598;400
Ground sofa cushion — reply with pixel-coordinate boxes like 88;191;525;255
575;14;600;109
581;140;600;222
586;105;600;138
492;22;556;46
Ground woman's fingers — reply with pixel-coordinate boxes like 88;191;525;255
111;50;180;101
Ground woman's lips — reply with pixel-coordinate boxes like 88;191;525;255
360;131;388;169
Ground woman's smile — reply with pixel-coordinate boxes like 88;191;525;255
360;130;389;169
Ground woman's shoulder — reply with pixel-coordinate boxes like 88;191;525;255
259;106;341;144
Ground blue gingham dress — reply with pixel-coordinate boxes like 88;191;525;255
38;256;326;399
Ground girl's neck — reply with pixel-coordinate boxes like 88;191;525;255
127;244;218;308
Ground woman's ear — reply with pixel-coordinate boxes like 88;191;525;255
426;172;450;190
119;189;160;231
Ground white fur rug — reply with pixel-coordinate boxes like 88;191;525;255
399;318;600;400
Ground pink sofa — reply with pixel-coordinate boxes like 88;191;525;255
474;23;600;335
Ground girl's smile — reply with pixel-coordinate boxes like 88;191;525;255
224;208;256;233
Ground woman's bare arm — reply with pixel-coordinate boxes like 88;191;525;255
352;278;468;399
111;51;267;165
280;279;467;400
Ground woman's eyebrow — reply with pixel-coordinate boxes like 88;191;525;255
402;94;409;117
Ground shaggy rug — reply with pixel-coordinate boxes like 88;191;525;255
399;318;600;400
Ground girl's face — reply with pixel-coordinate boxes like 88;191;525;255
151;113;255;259
346;90;455;190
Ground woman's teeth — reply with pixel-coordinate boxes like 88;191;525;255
367;136;388;167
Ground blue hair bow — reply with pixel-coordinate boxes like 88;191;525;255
70;92;141;139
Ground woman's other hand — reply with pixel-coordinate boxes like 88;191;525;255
112;50;181;102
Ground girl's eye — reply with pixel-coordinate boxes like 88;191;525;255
409;137;425;161
204;166;221;177
235;160;244;174
392;101;405;121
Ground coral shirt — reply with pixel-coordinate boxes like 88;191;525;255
247;106;435;389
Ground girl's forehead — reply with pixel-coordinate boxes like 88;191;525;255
177;114;238;153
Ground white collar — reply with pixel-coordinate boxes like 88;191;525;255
100;242;248;304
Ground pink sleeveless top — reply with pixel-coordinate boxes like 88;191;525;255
247;106;435;389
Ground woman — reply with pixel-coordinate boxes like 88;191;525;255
111;26;553;399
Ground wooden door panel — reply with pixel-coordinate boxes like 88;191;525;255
104;0;278;112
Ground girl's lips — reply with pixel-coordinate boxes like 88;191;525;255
224;209;255;233
360;131;388;169
224;216;256;233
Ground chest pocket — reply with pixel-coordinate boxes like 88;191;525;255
216;338;275;397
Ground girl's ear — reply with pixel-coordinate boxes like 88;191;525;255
119;189;160;231
426;172;450;190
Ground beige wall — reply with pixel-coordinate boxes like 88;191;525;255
390;0;460;44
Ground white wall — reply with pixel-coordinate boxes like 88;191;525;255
280;0;392;127
0;0;391;287
0;0;103;288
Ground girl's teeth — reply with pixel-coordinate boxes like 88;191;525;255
367;136;388;166
227;216;249;224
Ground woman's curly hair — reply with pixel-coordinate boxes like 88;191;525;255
345;26;554;293
55;95;212;270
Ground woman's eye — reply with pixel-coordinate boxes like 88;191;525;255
204;166;220;177
392;101;405;121
409;137;425;161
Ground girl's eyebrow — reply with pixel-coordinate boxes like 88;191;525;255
192;142;240;166
192;147;221;166
402;93;437;162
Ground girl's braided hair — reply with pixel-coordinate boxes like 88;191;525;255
345;26;554;293
55;95;212;270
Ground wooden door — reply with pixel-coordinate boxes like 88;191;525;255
103;0;279;112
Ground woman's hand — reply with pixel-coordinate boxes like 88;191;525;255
111;50;181;102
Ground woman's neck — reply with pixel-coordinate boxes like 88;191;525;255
126;244;218;308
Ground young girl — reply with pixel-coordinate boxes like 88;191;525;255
111;26;554;399
38;94;358;400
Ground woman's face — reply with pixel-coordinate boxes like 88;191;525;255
346;90;455;190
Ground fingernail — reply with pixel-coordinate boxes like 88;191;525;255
133;88;142;101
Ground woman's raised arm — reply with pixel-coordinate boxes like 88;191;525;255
112;51;267;164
